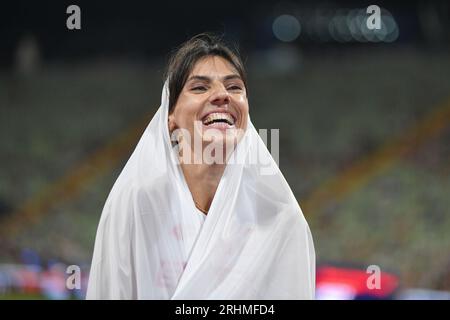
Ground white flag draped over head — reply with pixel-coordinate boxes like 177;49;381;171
86;82;315;300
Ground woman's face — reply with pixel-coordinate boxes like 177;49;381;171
168;56;249;159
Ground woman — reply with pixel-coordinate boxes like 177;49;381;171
86;34;315;299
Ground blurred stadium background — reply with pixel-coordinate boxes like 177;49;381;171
1;0;449;299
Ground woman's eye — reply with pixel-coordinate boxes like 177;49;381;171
191;86;207;91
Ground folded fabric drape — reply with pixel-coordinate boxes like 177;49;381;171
86;82;315;299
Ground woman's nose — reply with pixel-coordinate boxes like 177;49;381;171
209;85;230;106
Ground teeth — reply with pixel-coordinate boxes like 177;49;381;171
202;113;235;126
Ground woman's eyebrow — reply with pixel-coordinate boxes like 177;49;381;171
222;74;242;81
187;74;242;82
187;75;211;82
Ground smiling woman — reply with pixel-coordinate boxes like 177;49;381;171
168;54;249;214
86;33;315;300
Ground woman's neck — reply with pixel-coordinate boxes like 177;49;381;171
180;162;226;214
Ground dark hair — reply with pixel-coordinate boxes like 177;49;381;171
165;33;247;113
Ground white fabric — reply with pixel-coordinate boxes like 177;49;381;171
86;82;315;299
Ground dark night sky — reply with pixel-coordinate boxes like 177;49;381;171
0;0;446;65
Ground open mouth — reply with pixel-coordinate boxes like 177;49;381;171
202;112;236;127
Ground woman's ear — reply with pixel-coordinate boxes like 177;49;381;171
168;112;177;134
